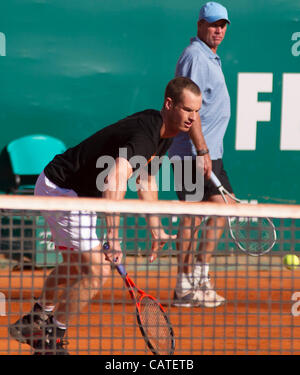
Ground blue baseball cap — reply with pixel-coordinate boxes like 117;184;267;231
198;2;230;24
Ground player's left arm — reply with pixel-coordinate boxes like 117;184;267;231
177;54;212;178
137;173;175;262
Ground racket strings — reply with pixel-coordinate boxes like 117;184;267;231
139;296;173;355
229;216;276;255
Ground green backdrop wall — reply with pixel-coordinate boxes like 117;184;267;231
0;0;300;203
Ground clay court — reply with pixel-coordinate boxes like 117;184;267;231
1;255;300;355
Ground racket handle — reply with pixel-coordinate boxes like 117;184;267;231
116;264;127;277
210;171;222;188
103;243;127;276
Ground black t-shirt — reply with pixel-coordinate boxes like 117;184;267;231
44;109;173;197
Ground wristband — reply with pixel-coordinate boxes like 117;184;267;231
196;149;209;156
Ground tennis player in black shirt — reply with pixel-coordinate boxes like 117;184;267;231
9;77;202;354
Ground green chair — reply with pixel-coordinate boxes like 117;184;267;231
5;134;66;194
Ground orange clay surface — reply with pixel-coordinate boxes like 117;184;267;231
0;266;300;355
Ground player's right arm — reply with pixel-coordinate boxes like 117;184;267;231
102;157;133;263
188;113;212;178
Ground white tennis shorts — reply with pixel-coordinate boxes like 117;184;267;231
34;171;100;252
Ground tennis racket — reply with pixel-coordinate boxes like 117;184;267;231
210;171;277;256
103;243;175;355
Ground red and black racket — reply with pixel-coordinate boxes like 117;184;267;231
115;263;175;355
103;242;175;354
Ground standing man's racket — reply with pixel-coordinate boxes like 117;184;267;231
210;171;277;256
103;243;175;355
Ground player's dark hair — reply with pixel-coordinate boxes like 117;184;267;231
164;77;201;105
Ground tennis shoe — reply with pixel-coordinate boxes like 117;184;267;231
193;278;225;308
9;302;51;346
172;290;201;307
33;336;69;355
33;317;69;355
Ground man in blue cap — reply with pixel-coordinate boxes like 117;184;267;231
169;2;235;308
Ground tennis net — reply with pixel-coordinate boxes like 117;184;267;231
0;195;300;355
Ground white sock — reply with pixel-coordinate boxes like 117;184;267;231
193;263;210;285
53;317;67;330
37;302;66;330
43;305;55;314
175;273;193;295
36;300;55;312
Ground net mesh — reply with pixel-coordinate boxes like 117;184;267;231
0;196;300;355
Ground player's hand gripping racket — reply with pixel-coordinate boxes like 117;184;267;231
103;243;175;355
210;172;277;256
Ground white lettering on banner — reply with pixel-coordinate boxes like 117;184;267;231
0;32;6;56
235;73;273;150
280;74;300;150
291;32;300;57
